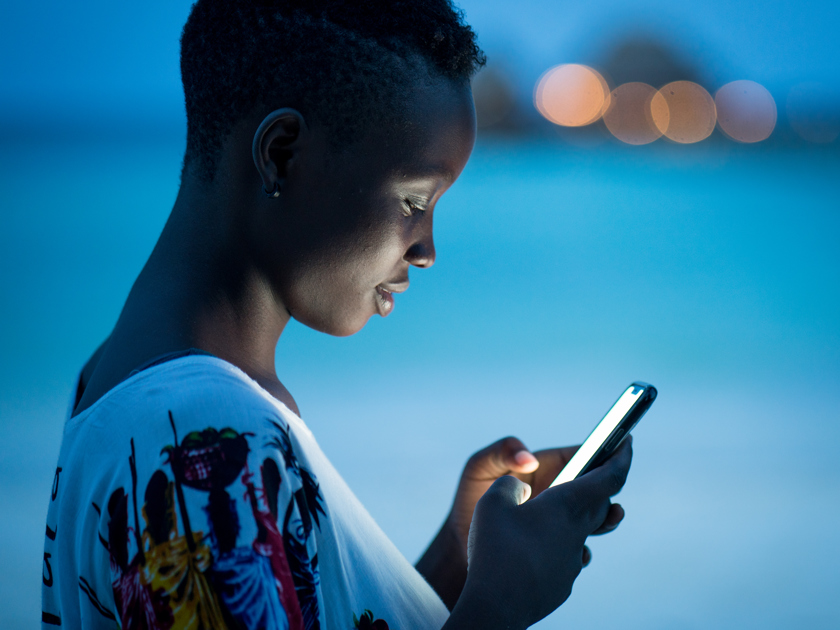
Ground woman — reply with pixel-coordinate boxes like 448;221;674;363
42;1;631;628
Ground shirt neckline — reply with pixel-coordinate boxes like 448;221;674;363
66;354;309;436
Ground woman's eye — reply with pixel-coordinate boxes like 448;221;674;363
402;199;425;217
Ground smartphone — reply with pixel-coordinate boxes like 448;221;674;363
550;382;657;487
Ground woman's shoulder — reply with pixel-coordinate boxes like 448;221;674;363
70;354;298;439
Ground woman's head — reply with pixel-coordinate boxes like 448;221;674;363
180;0;485;181
177;0;482;337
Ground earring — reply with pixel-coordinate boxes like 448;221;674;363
263;181;280;198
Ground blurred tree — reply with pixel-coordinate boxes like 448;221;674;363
598;36;706;89
472;65;520;133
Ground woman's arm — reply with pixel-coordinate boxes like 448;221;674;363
417;438;541;608
416;517;468;609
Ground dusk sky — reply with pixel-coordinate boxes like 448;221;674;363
2;0;839;125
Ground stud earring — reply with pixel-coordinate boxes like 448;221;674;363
263;182;280;198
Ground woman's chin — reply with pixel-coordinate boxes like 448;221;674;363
292;307;373;338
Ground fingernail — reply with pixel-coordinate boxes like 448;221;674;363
514;450;538;468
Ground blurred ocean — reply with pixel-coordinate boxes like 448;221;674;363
1;136;838;628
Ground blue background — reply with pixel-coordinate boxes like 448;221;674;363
1;1;839;628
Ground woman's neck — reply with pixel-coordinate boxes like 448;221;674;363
73;178;299;417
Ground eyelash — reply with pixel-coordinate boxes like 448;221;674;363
403;199;426;217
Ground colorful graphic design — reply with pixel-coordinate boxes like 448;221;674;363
77;412;324;630
353;609;391;630
268;421;325;630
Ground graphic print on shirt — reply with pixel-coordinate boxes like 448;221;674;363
353;609;392;630
76;411;324;630
267;420;326;630
42;466;64;627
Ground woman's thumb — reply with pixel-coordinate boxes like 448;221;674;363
482;474;533;508
468;475;531;567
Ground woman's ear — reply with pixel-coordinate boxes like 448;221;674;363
252;108;308;197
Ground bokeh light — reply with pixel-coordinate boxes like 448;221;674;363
535;64;611;127
602;82;668;145
715;80;777;143
786;82;840;144
654;81;716;143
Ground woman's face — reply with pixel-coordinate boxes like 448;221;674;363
254;79;476;337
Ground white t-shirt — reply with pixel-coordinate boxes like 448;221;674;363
42;355;450;630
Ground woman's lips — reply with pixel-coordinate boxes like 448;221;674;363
374;281;408;316
375;286;395;316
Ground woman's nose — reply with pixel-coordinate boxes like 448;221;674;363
404;233;436;269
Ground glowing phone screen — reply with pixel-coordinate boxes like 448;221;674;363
550;385;644;487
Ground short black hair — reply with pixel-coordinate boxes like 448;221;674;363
180;0;485;181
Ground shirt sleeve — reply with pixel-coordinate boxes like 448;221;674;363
77;401;323;630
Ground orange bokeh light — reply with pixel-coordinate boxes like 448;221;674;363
715;80;777;143
603;82;668;145
654;81;717;143
535;64;611;127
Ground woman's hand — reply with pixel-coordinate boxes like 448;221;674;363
445;437;540;556
446;437;626;564
443;438;634;630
